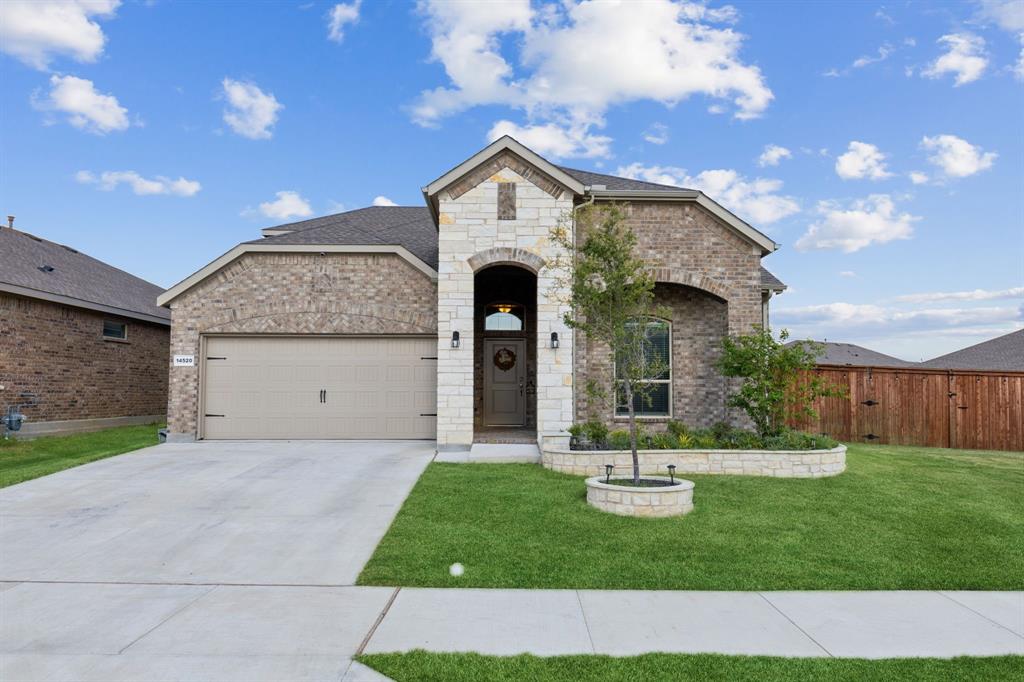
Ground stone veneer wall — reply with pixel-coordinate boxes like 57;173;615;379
586;477;695;517
574;200;764;430
544;445;847;478
166;252;436;440
436;161;574;450
0;293;168;424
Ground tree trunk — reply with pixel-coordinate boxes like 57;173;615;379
625;381;640;484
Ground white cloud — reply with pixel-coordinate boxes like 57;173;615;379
76;169;201;196
796;194;918;253
372;195;397;207
775;302;1020;335
35;74;129;134
921;134;997;178
0;0;120;70
412;0;771;158
221;78;282;140
835;141;892;180
921;33;988;86
758;144;792;167
488;119;611;159
852;44;894;68
839;270;857;278
259;191;313;220
617;163;800;225
327;1;360;42
643;122;669;145
1016;37;1024;80
974;0;1024;32
892;287;1024;304
909;171;929;185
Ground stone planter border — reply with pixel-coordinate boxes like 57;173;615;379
585;475;694;517
545;444;846;478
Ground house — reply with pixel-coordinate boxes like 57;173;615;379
920;329;1024;372
793;341;918;368
157;136;785;448
0;222;170;436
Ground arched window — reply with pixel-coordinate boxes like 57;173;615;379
485;302;524;331
614;318;671;417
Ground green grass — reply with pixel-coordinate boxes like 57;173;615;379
358;652;1024;681
0;424;162;488
358;443;1024;590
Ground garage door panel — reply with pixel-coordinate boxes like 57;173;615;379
202;336;436;440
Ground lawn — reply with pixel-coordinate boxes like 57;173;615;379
358;652;1024;682
0;424;162;488
358;443;1024;590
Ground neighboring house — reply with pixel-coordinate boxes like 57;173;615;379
920;329;1024;372
0;223;170;436
157;136;785;448
794;341;919;368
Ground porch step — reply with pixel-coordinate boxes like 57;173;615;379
436;443;541;464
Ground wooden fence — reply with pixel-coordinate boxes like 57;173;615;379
792;365;1024;452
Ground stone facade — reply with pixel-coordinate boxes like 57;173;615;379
574;201;763;431
0;293;168;428
543;445;848;478
435;163;574;450
166;252;436;439
585;476;695;517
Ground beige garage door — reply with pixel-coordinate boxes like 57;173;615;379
201;336;437;440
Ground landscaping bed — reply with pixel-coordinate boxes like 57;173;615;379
0;424;162;487
357;443;1024;590
358;651;1023;682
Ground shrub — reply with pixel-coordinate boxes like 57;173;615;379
666;420;689;440
567;424;584;440
675;431;694;449
581;419;609;446
607;429;632;450
649;432;678;450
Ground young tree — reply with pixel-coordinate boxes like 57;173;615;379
551;204;667;484
717;328;843;437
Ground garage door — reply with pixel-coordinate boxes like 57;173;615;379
201;336;437;440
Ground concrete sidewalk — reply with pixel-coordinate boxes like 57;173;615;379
364;588;1024;659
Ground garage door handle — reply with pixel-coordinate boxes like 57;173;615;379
205;414;225;418
323;390;327;404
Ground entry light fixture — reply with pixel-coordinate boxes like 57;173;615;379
451;331;460;349
550;331;559;349
496;303;513;314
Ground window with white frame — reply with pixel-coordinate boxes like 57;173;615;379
102;320;127;340
614;318;671;417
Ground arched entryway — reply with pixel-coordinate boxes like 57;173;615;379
473;264;537;442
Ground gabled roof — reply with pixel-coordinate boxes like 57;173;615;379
789;340;918;368
246;206;438;269
0;226;169;325
920;329;1024;372
760;266;787;291
559;166;694;192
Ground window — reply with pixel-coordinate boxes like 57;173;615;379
102;320;127;340
484;302;524;331
614;318;671;417
497;182;516;220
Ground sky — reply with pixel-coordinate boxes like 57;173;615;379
1;0;1021;361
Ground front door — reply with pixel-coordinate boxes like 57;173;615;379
483;338;526;426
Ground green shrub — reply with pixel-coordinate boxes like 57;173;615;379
666;420;689;440
567;424;583;439
581;419;609;446
675;431;694;449
649;432;678;450
607;429;632;450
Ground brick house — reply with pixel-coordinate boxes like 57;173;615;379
158;137;785;448
0;223;170;436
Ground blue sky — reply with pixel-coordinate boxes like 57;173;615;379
1;0;1021;360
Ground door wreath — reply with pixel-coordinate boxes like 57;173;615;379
493;347;517;371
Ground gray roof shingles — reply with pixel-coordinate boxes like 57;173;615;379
0;227;169;322
920;329;1024;372
789;341;918;368
760;266;786;291
559;166;692;192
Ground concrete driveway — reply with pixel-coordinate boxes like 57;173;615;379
0;440;433;681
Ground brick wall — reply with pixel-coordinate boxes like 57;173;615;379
166;252;437;439
574;200;763;430
0;293;169;423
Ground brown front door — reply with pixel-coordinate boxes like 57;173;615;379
483;338;526;426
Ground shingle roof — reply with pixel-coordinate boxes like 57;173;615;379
0;226;169;323
789;341;918;368
247;206;439;270
559;166;692;192
760;266;786;291
919;329;1024;372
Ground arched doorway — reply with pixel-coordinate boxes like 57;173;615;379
473;264;537;441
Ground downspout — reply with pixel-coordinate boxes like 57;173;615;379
566;189;596;431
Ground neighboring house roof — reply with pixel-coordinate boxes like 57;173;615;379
0;226;170;325
246;206;438;270
919;329;1024;372
760;266;787;291
790;340;918;368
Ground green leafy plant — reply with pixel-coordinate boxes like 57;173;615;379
717;328;845;438
649;432;679;450
666;420;689;440
581;419;609;446
607;429;632;450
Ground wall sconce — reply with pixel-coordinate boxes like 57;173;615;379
451;331;460;349
550;331;559;349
